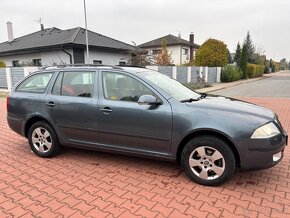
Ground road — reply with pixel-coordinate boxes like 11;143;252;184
212;71;290;98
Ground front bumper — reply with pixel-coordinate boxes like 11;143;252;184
239;131;287;171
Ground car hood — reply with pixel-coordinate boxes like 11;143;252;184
186;95;275;120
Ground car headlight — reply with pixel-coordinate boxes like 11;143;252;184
251;122;280;139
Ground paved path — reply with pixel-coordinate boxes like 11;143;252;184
0;98;290;217
212;71;290;98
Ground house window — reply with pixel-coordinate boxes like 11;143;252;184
93;60;102;65
12;60;20;67
32;59;42;66
119;61;126;66
183;48;189;55
152;49;161;55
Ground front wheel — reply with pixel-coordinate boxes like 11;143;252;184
181;136;236;186
28;121;60;158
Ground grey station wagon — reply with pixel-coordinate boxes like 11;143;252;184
7;65;288;186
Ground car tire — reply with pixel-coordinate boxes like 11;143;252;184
181;136;235;186
28;121;60;158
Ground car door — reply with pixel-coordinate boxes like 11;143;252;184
98;70;172;156
45;70;99;146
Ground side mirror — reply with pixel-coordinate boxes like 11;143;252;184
138;95;161;105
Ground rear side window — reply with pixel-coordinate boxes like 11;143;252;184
16;72;53;93
52;71;95;98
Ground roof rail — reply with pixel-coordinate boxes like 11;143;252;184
117;65;146;68
40;64;123;70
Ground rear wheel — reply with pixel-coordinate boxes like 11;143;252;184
28;121;60;158
181;136;235;186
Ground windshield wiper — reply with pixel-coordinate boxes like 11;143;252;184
180;93;207;103
180;98;200;103
199;93;207;99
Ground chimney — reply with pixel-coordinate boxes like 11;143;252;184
189;33;194;62
7;21;14;42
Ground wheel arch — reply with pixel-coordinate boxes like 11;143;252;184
176;129;241;167
24;115;53;138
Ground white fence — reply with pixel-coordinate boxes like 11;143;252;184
0;67;39;90
0;66;222;91
147;66;222;83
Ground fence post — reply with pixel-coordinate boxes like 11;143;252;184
187;67;191;83
5;68;13;91
146;66;158;71
199;67;203;78
204;67;208;82
172;67;177;79
24;67;30;77
216;67;221;83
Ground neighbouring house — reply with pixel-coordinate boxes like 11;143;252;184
0;22;135;67
139;34;200;65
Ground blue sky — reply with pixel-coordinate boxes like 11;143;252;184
1;0;289;61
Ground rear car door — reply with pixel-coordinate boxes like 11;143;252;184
98;70;172;156
45;70;99;146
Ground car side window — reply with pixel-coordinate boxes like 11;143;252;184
102;71;154;102
16;72;53;93
52;71;95;98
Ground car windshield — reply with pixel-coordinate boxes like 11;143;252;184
139;70;200;101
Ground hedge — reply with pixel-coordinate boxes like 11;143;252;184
220;65;242;82
247;64;264;78
0;61;6;68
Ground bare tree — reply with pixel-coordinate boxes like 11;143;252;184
125;42;156;66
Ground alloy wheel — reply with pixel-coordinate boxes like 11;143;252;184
188;146;225;180
31;127;52;153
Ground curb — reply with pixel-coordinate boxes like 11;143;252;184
196;76;269;93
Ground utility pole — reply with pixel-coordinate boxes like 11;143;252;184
83;0;89;64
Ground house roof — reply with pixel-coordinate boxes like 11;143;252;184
138;34;200;49
0;27;135;56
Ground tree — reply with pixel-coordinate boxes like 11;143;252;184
126;42;155;66
227;49;233;64
156;39;173;65
243;31;255;63
195;38;228;67
234;43;241;66
240;44;248;79
280;58;288;70
0;61;6;68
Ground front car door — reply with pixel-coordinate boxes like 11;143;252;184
98;70;172;156
45;70;99;147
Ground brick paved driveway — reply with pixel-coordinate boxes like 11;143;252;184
0;97;289;218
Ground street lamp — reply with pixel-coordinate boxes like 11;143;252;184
83;0;89;64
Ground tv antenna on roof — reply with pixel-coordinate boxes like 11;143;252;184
34;17;44;31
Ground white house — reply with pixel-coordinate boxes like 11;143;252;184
139;34;200;65
0;22;134;67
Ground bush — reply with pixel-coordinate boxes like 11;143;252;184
0;61;6;68
195;38;228;67
220;65;242;82
247;64;265;78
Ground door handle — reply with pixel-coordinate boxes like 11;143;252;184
100;107;112;113
46;101;55;107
